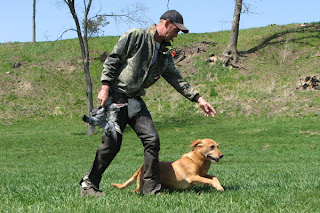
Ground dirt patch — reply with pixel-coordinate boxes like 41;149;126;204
205;54;221;65
296;75;320;90
172;41;216;66
15;81;33;94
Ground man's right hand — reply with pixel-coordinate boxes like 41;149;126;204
98;85;109;106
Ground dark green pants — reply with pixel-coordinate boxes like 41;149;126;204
85;97;161;195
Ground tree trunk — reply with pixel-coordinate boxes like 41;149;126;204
83;48;96;135
222;0;242;67
32;0;36;43
66;0;96;135
82;45;96;135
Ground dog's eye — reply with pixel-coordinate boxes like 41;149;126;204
210;145;215;149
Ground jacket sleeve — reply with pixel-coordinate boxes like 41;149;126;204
101;29;142;85
162;56;200;102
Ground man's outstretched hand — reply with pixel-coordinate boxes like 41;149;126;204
197;97;216;117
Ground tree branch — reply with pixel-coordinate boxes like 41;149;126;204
53;28;77;44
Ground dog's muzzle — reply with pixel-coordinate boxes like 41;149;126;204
206;154;223;162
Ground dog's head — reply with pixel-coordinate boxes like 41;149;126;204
189;138;223;163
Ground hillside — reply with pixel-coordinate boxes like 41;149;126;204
0;23;319;123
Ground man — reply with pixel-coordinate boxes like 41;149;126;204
80;10;216;196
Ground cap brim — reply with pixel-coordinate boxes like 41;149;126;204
175;23;189;33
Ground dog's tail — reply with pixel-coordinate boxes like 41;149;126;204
112;166;142;192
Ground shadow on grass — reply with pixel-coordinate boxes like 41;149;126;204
71;132;89;136
163;184;241;194
241;22;320;55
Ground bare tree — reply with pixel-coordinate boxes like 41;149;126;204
63;0;99;135
62;0;147;135
33;0;36;43
222;0;242;67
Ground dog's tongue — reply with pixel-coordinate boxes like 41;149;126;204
207;155;219;162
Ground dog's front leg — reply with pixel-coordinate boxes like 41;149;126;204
206;175;224;191
189;175;224;192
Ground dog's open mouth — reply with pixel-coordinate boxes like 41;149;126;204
206;156;220;162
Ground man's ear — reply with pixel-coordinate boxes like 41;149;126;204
164;19;171;28
189;139;203;148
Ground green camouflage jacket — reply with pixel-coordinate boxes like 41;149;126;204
101;24;199;102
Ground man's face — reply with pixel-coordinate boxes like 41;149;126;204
164;22;180;42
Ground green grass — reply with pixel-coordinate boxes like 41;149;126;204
1;22;320;121
1;116;319;212
1;22;320;212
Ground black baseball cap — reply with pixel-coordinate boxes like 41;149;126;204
160;10;189;33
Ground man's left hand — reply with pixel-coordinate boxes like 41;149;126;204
197;97;216;117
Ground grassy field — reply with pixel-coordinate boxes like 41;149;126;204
1;22;320;212
1;23;319;121
1;116;319;212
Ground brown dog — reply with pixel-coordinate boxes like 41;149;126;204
112;138;224;192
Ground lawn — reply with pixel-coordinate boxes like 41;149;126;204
1;115;319;212
1;21;320;213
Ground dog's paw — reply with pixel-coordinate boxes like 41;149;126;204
132;189;140;193
216;186;224;192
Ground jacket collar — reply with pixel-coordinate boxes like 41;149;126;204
149;24;172;47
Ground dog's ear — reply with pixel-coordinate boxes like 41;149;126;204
189;139;203;148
